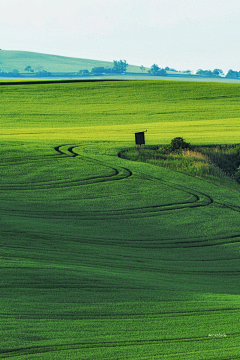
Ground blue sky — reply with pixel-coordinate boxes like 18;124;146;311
1;0;240;73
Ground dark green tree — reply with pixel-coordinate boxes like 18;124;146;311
148;64;160;75
24;65;32;73
112;60;128;73
170;137;190;152
196;69;213;77
213;69;224;76
225;70;239;78
157;69;167;76
36;69;52;77
148;64;167;76
91;67;105;74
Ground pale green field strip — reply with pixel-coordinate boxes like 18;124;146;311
0;50;145;73
1;80;240;359
1;80;240;145
2;118;240;145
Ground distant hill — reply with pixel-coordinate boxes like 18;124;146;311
0;50;149;74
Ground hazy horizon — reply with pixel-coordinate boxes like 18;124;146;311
1;0;240;73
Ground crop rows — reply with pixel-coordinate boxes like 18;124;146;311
1;80;240;359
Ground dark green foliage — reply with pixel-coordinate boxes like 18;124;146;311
157;144;172;154
148;64;167;76
148;63;159;75
35;68;52;76
150;137;190;155
170;137;190;152
225;69;240;78
196;69;213;77
213;68;224;76
235;144;240;156
5;69;20;76
0;69;20;76
156;68;167;76
112;60;128;73
24;65;33;73
196;69;224;77
234;166;240;181
199;145;240;178
91;66;113;74
78;69;89;75
120;143;240;187
91;66;105;74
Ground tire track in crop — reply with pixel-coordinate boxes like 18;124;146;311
3;212;240;248
1;145;132;191
115;233;240;249
3;144;239;229
72;232;240;249
56;144;133;183
2;143;216;223
53;145;214;218
1;333;237;358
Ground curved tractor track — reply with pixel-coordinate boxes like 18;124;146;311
54;145;133;184
54;145;214;218
1;144;214;217
3;143;236;222
3;144;240;227
49;145;240;249
0;145;132;192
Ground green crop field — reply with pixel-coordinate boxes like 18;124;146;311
1;79;240;359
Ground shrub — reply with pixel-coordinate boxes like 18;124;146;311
170;137;190;152
157;144;172;154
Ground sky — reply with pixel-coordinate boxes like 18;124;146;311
1;0;240;73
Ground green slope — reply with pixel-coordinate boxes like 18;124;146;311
0;50;148;73
1;80;240;359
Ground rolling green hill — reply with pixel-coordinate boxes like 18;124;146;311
1;79;240;359
0;50;148;73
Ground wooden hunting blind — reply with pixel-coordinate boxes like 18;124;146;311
135;130;147;146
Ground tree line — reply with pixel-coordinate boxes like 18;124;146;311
78;60;128;75
84;62;240;79
196;69;240;78
149;65;240;78
0;60;128;77
1;59;240;79
0;65;52;77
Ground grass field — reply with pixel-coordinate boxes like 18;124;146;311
119;144;240;191
0;50;148;74
1;79;240;359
